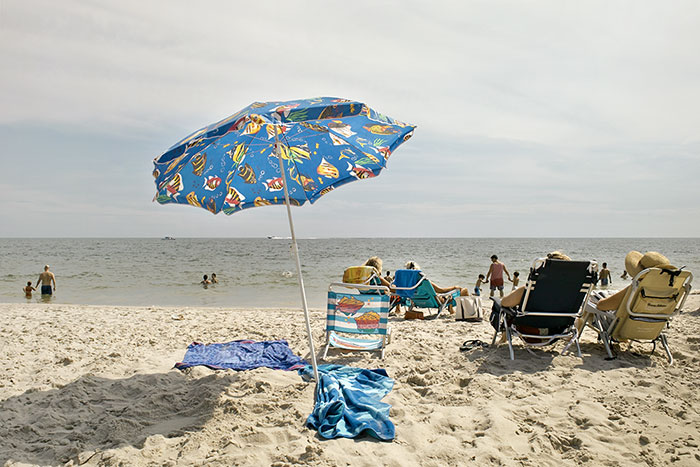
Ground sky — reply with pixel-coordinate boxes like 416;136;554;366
1;0;699;237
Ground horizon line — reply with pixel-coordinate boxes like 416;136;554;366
1;236;699;240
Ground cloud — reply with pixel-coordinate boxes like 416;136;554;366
1;0;699;236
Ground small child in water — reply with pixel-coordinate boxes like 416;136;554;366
211;273;218;284
23;281;36;298
511;271;520;290
201;274;211;288
474;274;486;296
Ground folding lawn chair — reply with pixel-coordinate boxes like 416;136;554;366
323;282;391;359
392;269;460;320
491;258;596;360
580;267;692;364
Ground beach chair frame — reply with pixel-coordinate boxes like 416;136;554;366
583;267;693;364
324;282;391;359
491;258;596;360
391;269;460;320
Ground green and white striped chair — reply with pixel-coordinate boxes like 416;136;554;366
323;282;391;359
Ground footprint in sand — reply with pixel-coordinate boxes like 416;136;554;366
406;374;428;386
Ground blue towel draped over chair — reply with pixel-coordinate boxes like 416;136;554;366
299;364;395;441
393;269;423;298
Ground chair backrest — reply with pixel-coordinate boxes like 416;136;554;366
327;290;389;336
343;266;377;285
393;269;424;299
613;267;693;341
520;259;595;316
410;279;441;308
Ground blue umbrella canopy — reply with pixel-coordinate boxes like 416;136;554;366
152;97;416;214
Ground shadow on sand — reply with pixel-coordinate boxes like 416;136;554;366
0;371;242;466
462;341;656;377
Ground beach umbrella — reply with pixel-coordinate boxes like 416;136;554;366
152;97;416;384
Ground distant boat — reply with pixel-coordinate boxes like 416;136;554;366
162;236;176;240
267;236;291;240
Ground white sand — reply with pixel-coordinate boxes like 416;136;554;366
1;296;700;466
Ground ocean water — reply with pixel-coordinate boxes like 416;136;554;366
1;238;698;309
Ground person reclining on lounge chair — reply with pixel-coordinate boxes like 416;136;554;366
578;250;692;363
396;261;468;315
350;256;401;302
489;251;572;341
363;256;394;289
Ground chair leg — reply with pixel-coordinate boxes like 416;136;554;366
436;301;444;318
491;310;503;346
491;329;499;346
561;335;573;355
660;334;673;365
601;332;615;360
575;335;582;357
322;343;330;360
593;315;615;360
505;325;515;360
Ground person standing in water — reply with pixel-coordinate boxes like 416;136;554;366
36;265;56;295
23;281;36;298
485;255;511;298
599;262;612;287
511;271;520;291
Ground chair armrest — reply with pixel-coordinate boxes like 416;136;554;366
491;297;518;318
584;300;614;318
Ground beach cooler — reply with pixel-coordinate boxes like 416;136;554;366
324;282;391;359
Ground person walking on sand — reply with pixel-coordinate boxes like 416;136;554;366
485;255;511;298
36;265;56;295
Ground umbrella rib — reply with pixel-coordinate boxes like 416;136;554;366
235;126;311;205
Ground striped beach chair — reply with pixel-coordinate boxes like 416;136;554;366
323;282;391;359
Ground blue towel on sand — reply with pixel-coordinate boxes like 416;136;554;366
299;364;395;441
393;269;422;298
175;340;306;371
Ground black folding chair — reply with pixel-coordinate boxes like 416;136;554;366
491;258;596;360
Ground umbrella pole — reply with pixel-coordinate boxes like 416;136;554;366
274;124;320;386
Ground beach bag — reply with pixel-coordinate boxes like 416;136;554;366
455;296;482;321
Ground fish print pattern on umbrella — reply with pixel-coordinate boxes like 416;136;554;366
152;97;415;215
